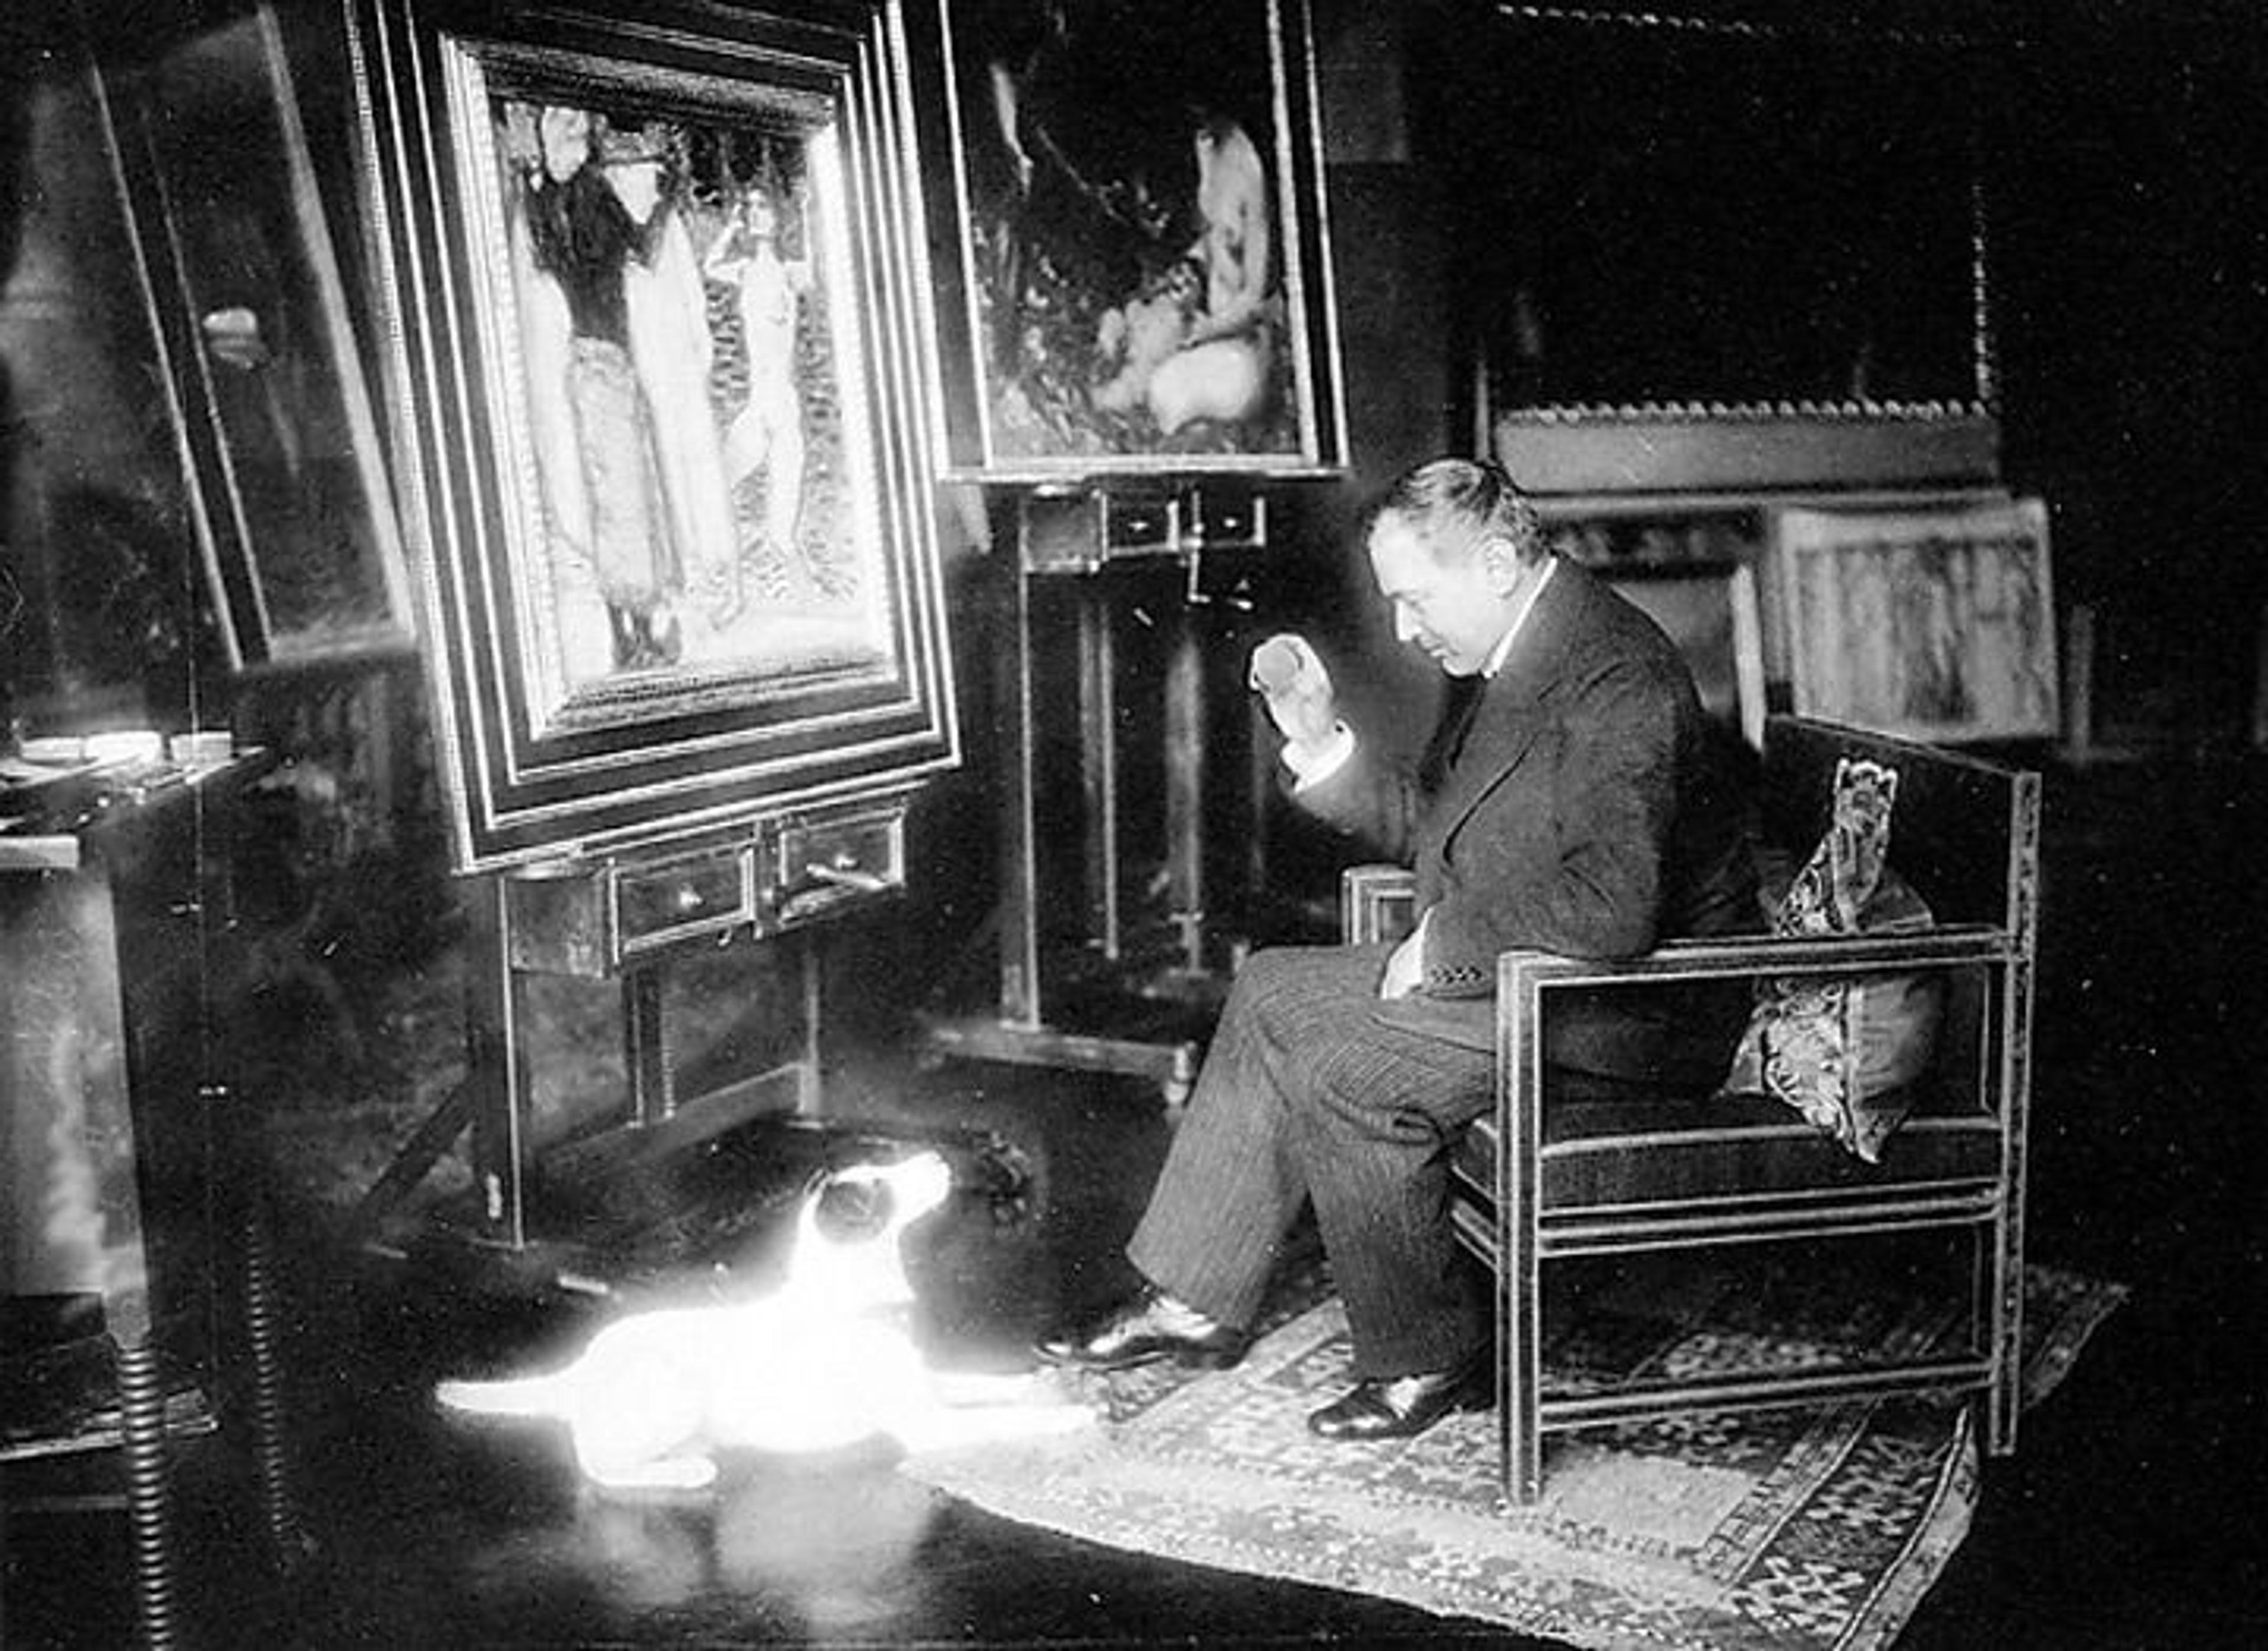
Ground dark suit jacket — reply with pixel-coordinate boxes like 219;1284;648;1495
1298;558;1758;1085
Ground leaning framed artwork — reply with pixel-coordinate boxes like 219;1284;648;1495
910;0;1347;480
102;1;416;670
345;0;957;870
1774;499;2059;744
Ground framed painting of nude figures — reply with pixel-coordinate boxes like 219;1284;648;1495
911;0;1347;481
345;0;957;870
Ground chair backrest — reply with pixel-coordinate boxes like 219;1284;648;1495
1759;715;2041;941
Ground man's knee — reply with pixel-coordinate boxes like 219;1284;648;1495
1222;945;1368;1034
1224;945;1306;1012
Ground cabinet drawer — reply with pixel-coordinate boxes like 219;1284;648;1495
613;845;753;957
1101;493;1175;555
773;807;905;925
1183;486;1265;550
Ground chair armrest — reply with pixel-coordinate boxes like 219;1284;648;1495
1497;924;2013;995
1342;865;1419;945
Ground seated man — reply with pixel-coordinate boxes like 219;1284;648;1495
1040;457;1757;1440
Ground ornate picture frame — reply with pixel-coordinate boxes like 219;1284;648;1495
1775;499;2059;745
910;0;1346;481
346;0;957;870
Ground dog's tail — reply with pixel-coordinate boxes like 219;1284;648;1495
435;1369;576;1418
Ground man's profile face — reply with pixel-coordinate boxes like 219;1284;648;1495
1367;517;1520;677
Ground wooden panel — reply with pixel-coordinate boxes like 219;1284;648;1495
1762;715;2034;932
1498;413;2000;497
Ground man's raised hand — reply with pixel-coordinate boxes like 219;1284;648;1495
1249;634;1337;751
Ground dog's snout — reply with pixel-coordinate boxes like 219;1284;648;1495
891;1149;956;1217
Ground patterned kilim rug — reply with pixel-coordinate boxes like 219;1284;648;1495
903;1264;2125;1651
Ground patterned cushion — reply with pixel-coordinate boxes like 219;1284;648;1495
1719;757;1946;1162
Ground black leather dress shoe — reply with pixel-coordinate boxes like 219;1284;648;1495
1035;1292;1250;1371
1306;1354;1490;1441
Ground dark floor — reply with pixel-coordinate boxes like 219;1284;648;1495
7;751;2268;1650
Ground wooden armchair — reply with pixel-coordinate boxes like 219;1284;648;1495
1342;714;2041;1506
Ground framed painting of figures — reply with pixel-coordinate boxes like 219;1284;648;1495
345;0;957;870
1774;499;2060;745
911;0;1347;480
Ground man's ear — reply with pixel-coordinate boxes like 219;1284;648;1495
1479;533;1528;595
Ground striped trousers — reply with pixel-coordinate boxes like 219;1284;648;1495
1127;943;1494;1378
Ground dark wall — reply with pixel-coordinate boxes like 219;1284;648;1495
1992;5;2268;743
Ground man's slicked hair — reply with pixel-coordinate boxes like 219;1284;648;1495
1366;457;1544;567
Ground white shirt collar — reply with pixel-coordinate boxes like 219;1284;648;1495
1481;556;1556;679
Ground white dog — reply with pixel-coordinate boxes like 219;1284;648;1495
436;1149;1091;1492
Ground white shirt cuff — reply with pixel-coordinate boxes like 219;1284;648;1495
1281;721;1355;789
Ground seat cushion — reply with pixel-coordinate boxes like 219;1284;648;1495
1456;1082;2001;1212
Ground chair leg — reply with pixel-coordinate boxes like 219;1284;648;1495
1493;1083;1545;1506
1506;1249;1543;1506
1990;942;2036;1457
1487;1260;1543;1510
1491;1310;1517;1513
1494;1278;1544;1506
1986;1222;2025;1457
1492;979;1549;1509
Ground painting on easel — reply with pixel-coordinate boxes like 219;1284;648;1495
911;0;1345;481
346;0;957;870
